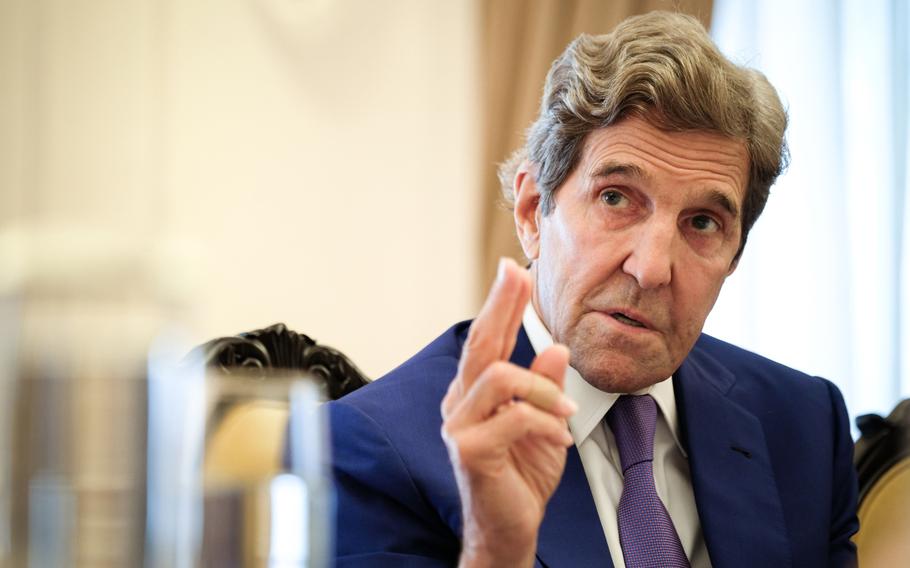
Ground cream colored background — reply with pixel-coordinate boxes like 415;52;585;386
1;0;482;377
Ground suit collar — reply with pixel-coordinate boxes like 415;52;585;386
674;337;792;568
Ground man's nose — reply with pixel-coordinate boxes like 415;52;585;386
621;219;674;289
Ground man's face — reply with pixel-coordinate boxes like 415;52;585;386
515;116;749;393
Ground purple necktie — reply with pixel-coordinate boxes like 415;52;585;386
607;395;690;568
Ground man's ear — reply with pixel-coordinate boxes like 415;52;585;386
726;255;740;277
513;162;542;261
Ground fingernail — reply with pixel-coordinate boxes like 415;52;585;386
558;395;578;416
562;429;575;446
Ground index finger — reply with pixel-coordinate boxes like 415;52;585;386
457;257;531;390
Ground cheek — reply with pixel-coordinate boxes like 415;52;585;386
535;243;585;334
673;268;728;331
543;217;600;270
537;224;576;290
537;211;615;306
541;233;592;296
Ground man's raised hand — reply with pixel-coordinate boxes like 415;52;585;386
441;258;576;568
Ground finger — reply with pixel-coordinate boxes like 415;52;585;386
457;401;574;453
447;362;576;428
500;267;531;361
457;258;531;389
441;376;462;419
530;344;570;390
523;373;569;414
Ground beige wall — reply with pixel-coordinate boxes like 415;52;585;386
1;0;482;377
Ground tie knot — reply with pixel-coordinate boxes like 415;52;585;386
607;394;657;472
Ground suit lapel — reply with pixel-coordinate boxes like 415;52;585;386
537;446;614;567
510;326;613;567
674;343;792;568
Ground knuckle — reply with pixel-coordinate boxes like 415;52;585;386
464;326;496;354
445;434;475;467
440;421;454;441
509;401;532;421
455;441;472;464
441;380;458;408
463;325;483;348
440;420;462;448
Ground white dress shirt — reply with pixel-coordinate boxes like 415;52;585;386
522;304;711;568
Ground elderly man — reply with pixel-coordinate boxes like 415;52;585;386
328;11;858;568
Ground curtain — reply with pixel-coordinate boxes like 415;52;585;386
706;0;910;422
477;0;715;300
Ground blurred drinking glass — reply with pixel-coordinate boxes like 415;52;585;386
146;357;333;568
0;225;180;567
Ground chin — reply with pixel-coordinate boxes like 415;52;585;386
572;352;674;394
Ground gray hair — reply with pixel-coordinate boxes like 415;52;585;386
499;11;788;258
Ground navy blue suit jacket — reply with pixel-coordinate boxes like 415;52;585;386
329;321;858;567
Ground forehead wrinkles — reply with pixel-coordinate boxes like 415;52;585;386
581;126;748;195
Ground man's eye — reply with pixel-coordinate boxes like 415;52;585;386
600;190;629;207
691;214;720;233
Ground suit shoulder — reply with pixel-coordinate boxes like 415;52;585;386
331;320;470;415
328;322;467;540
693;333;840;407
695;333;815;381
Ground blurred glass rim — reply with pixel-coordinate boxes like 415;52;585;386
0;221;203;304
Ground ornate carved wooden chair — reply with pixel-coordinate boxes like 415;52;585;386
195;322;369;400
189;322;369;480
853;399;910;565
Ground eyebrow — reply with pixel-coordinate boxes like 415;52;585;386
706;189;739;219
591;161;740;219
591;162;648;181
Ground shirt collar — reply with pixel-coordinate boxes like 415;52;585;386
521;303;687;456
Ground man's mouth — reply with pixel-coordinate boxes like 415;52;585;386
611;312;646;328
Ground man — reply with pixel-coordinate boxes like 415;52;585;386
328;11;858;567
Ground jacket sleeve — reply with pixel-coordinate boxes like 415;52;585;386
328;399;460;567
824;380;859;567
